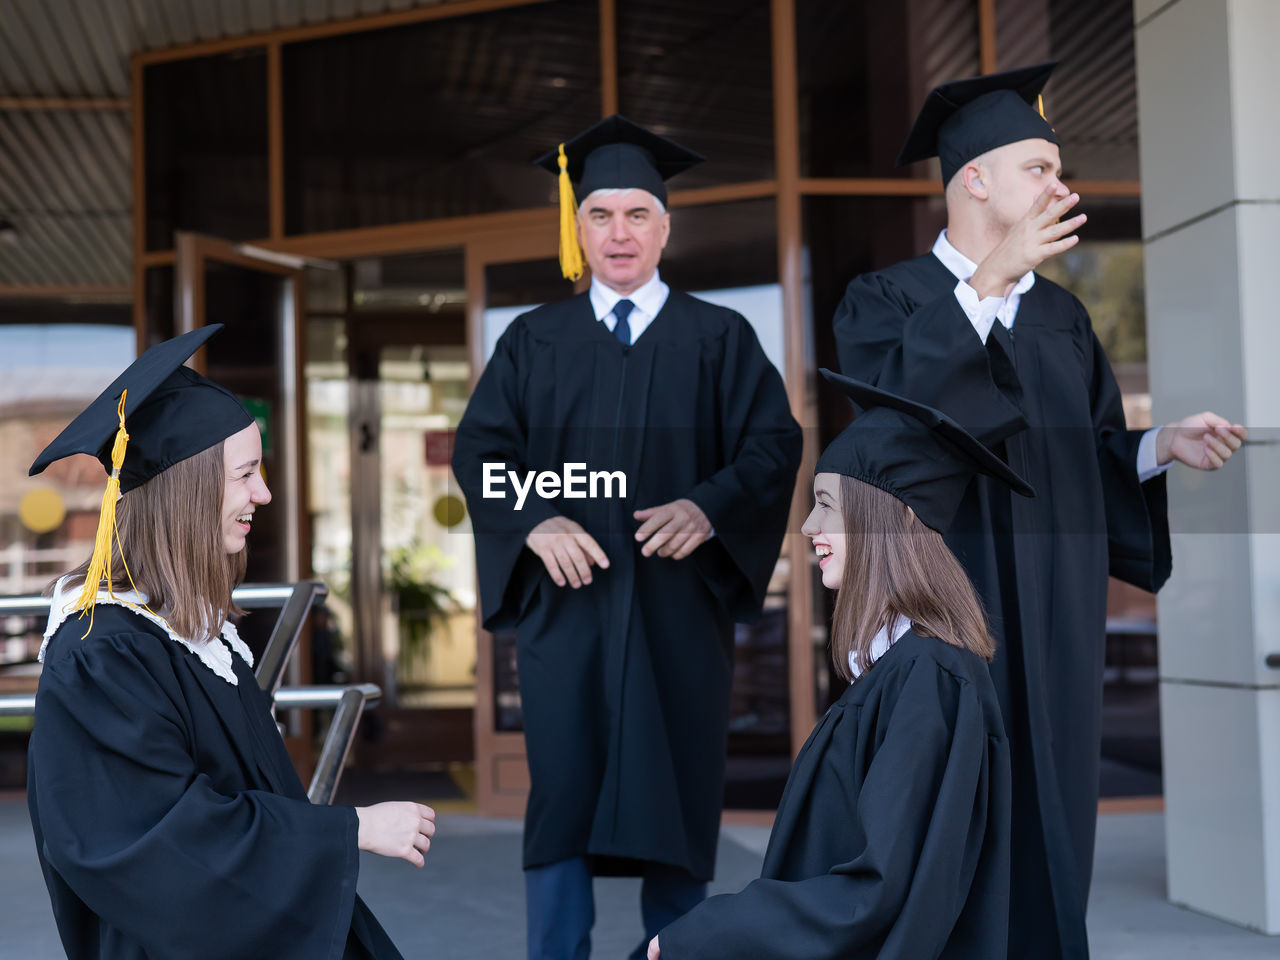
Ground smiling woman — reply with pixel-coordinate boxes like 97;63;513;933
25;325;428;960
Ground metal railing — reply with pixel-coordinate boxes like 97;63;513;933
0;580;379;806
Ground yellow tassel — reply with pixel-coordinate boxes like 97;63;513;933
73;391;130;635
556;143;584;281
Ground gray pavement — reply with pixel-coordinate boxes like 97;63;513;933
2;798;1276;958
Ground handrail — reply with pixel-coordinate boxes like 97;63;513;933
0;694;35;717
0;582;320;617
254;579;328;695
300;684;382;805
0;579;374;806
0;682;380;806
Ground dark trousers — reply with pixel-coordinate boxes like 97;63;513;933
525;856;707;960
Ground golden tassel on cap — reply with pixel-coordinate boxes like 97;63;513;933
72;390;154;637
556;143;584;281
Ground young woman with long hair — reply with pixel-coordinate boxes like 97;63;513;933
650;370;1032;960
27;326;429;960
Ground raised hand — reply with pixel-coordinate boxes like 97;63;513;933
526;515;610;588
969;187;1086;299
355;801;437;868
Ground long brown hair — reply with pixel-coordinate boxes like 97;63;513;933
831;475;993;680
59;441;246;642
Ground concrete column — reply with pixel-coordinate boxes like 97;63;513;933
1134;0;1280;935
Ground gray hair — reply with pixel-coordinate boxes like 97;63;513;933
577;187;667;215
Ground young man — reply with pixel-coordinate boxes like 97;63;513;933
831;63;1246;958
452;116;801;960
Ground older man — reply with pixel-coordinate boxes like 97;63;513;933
832;64;1246;958
452;115;801;960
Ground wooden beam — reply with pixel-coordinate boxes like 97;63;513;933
772;0;817;760
268;42;284;240
133;0;555;66
599;0;618;116
799;177;943;196
0;285;130;299
798;177;1141;197
979;0;997;74
131;55;147;356
0;97;129;111
668;180;778;207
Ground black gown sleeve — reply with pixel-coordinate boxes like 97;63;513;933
1084;321;1172;591
657;656;1008;960
833;272;1025;445
30;631;361;960
685;314;801;621
452;320;560;629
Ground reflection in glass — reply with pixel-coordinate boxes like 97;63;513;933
996;0;1139;181
618;0;774;188
797;0;978;179
0;324;134;681
282;0;599;233
144;50;269;250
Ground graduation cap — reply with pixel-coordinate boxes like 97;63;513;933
30;324;253;618
897;62;1058;185
534;114;705;281
815;368;1034;534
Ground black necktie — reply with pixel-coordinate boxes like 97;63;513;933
612;299;635;346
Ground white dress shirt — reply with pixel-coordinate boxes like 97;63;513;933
932;230;1169;483
849;614;913;681
589;269;669;342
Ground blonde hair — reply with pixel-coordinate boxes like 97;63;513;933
59;441;247;642
830;475;994;680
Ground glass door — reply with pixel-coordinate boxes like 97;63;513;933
172;231;312;769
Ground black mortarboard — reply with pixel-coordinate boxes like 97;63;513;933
30;324;253;492
815;369;1034;534
534;114;704;208
897;62;1058;185
534;115;705;280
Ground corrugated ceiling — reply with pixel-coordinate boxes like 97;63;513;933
0;0;454;293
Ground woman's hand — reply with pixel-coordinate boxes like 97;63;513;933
355;802;437;867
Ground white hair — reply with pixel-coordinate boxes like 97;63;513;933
578;187;666;215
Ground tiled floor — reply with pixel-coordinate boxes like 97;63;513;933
2;798;1276;957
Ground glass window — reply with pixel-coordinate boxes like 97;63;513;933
996;0;1140;181
282;0;600;233
144;50;269;250
664;198;783;373
1;324;135;678
797;0;979;179
617;0;774;188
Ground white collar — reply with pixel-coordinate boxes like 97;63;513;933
40;576;255;686
848;614;913;681
932;230;1036;297
588;269;668;322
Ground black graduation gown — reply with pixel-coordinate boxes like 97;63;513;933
27;603;402;960
833;252;1171;959
452;290;801;881
658;631;1011;960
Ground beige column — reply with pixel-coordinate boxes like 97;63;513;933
1134;0;1280;934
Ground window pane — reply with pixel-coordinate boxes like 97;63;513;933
617;0;774;188
144;50;269;250
996;0;1139;180
282;0;600;233
797;0;979;179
